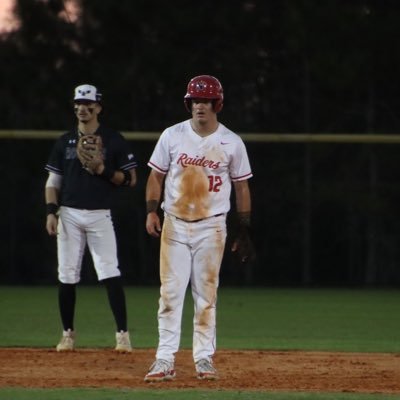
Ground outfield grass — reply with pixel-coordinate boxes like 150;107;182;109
1;286;400;399
1;286;400;352
1;388;400;400
218;288;400;352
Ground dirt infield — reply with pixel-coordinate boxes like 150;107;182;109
1;348;400;393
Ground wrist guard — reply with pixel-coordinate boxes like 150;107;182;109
232;211;255;263
46;203;59;216
146;200;159;214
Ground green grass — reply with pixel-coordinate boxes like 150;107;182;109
1;286;400;352
1;286;400;399
217;288;400;352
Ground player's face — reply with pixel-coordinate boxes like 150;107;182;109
74;101;101;123
191;99;215;124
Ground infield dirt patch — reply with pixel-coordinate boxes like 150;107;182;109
0;348;400;394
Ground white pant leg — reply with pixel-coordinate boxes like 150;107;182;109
190;215;226;362
156;214;192;362
57;207;86;284
85;209;120;281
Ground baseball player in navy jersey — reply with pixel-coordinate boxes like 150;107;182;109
45;84;137;352
144;75;254;381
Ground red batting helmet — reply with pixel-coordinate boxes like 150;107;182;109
184;75;224;113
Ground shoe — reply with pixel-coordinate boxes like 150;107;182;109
56;329;75;352
115;331;132;352
144;359;176;382
195;358;218;380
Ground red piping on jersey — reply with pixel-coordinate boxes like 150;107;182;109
147;161;168;174
231;172;253;181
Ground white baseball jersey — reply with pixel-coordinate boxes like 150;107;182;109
148;119;252;221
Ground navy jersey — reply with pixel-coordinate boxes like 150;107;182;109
45;126;137;209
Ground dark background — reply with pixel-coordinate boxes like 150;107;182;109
1;0;399;286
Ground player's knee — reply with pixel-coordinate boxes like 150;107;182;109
97;269;121;281
59;275;80;284
58;268;80;284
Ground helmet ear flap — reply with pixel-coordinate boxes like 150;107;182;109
213;99;223;113
184;98;192;112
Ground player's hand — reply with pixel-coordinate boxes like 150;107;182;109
146;212;162;238
46;214;58;236
231;226;256;263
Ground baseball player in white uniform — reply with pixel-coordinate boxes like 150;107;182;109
144;75;253;382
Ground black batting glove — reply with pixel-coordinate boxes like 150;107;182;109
231;212;256;263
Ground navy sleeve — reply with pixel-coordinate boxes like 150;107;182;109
113;133;138;171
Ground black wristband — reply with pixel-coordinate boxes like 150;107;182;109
122;170;131;186
237;211;251;227
46;203;59;216
146;200;159;214
99;166;115;181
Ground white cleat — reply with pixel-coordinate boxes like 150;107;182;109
115;331;132;352
144;359;176;382
195;358;218;380
56;329;75;352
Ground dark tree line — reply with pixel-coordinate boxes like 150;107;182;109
1;1;400;286
0;0;398;133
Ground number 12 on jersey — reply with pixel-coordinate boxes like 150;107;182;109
208;175;222;192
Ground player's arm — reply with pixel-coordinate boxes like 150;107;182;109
45;172;62;236
95;165;137;188
145;169;165;237
77;134;137;187
233;179;251;218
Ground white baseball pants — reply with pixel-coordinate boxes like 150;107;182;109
155;213;227;363
57;206;121;284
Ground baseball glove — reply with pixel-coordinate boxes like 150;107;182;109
76;135;103;174
231;225;256;263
